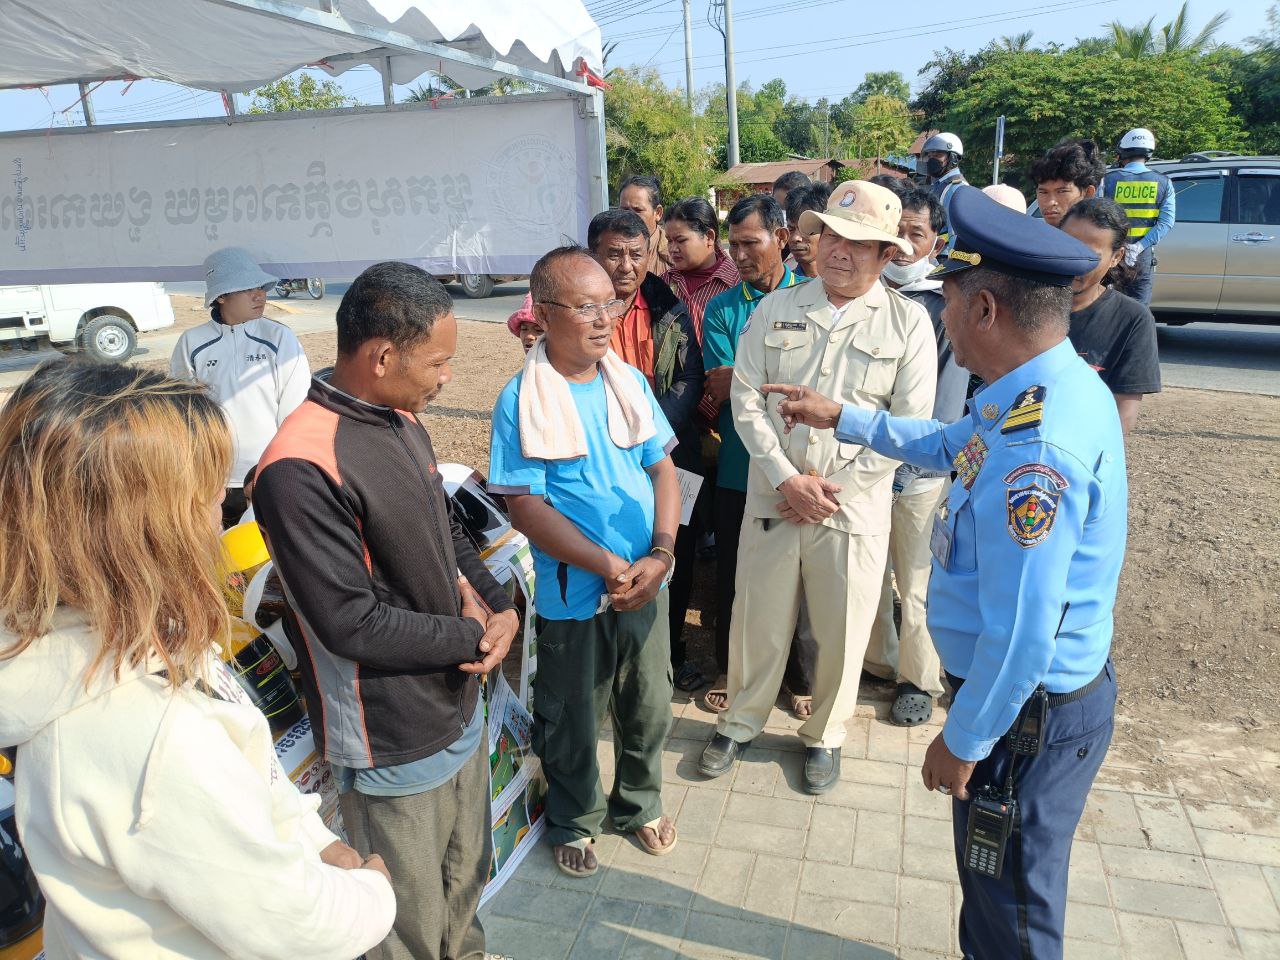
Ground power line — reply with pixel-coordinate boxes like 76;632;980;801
608;0;851;42
591;0;677;25
647;0;1119;72
639;21;685;69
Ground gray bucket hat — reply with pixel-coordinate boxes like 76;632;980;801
203;247;279;307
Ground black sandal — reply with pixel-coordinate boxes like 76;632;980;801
890;682;933;726
674;660;707;692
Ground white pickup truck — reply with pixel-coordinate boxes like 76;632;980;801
0;283;175;363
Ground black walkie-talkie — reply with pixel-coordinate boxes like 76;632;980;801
1007;687;1048;756
965;787;1016;879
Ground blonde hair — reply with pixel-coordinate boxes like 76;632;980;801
0;361;232;687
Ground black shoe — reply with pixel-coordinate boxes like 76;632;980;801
890;682;934;727
674;660;708;693
699;734;749;779
803;747;841;794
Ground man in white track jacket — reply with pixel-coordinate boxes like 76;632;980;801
171;247;310;526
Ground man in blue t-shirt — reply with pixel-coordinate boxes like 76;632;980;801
488;246;681;880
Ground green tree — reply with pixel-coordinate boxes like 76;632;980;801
404;74;533;100
844;94;916;160
912;46;1005;130
604;68;716;201
248;73;356;113
999;32;1036;53
777;97;829;157
939;51;1246;180
730;123;790;165
851;71;910;104
1109;2;1229;58
1207;4;1280;153
404;80;455;102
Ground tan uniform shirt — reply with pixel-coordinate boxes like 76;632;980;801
731;277;937;534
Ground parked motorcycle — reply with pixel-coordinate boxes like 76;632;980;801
274;278;324;300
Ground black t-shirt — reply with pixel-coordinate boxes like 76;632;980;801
1068;287;1162;395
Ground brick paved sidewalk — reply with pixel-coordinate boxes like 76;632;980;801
480;695;1280;959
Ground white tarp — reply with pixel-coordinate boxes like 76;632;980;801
0;97;593;283
0;0;602;93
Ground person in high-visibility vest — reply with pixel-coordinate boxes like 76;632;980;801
1100;128;1176;306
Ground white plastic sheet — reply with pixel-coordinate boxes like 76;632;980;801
0;97;594;283
0;0;601;93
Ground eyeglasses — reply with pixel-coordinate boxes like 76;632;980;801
537;298;628;322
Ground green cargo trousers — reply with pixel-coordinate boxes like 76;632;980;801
533;591;673;847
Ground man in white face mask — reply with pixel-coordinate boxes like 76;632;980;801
864;184;970;727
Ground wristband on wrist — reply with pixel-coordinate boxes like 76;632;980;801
649;546;676;569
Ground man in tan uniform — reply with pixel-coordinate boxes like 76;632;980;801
698;181;937;794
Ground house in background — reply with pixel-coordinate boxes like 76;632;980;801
714;158;844;211
714;155;920;214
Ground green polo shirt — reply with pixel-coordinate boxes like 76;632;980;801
702;266;807;492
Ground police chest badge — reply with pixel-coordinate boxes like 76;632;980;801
1006;482;1061;547
952;434;988;490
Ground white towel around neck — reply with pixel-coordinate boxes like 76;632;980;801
517;338;656;461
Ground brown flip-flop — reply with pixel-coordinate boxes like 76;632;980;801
633;817;678;857
702;675;729;713
782;683;813;719
552;837;598;878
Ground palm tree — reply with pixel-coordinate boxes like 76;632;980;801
1109;2;1229;58
999;31;1035;52
403;78;458;102
1162;3;1230;53
1110;15;1158;57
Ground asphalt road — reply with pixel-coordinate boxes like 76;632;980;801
1154;321;1280;396
2;282;1276;397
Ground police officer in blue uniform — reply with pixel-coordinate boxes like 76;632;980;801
1101;127;1176;306
760;185;1128;960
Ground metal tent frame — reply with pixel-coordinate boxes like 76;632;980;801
0;0;608;209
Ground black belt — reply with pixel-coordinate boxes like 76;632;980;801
945;663;1109;708
1044;664;1109;707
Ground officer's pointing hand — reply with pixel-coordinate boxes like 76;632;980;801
761;384;842;432
921;732;977;801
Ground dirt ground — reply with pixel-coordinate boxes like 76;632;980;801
222;318;1280;788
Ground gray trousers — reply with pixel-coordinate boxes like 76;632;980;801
339;741;491;960
533;591;673;846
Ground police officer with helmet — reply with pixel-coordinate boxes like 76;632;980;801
920;132;968;254
1101;127;1176;306
760;185;1127;959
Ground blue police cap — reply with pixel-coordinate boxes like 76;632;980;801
933;186;1099;287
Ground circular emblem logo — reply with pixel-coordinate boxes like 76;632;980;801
487;135;577;240
839;190;857;207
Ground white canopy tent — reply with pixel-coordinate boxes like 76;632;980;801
0;0;603;97
0;0;607;284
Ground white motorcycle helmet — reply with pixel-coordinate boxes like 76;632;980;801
1118;128;1156;155
922;132;964;157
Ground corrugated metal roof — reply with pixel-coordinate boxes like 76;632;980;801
722;158;842;183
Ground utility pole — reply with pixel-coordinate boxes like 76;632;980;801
78;82;96;126
682;0;694;112
993;115;1006;185
723;0;739;167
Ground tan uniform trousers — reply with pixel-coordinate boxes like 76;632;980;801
865;479;947;697
718;516;889;749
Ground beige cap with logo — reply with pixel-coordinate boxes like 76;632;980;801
798;180;913;256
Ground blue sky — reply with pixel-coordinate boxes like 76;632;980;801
0;0;1270;132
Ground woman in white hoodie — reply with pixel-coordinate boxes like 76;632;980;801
0;361;395;960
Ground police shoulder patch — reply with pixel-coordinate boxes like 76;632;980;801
1000;385;1046;434
1003;462;1069;490
1006;482;1060;548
